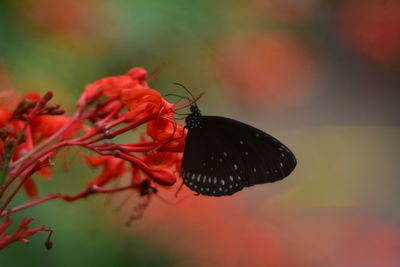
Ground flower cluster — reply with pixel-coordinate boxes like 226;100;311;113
0;67;188;250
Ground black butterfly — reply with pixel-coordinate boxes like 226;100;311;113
181;104;297;197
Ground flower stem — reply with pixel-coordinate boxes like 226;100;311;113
82;115;155;145
0;161;41;214
11;112;81;168
0;185;139;217
2;141;68;194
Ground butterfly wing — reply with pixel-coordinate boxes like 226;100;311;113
181;116;297;196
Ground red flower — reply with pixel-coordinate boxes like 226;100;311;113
216;33;316;108
97;76;146;98
126;67;148;86
30;115;65;139
147;114;186;151
338;0;400;64
142;151;183;177
85;155;126;187
78;83;102;107
0;91;78;200
80;67;149;102
121;88;174;122
30;115;81;140
0;67;186;250
23;178;39;198
147;113;184;142
145;167;176;186
0;109;12;128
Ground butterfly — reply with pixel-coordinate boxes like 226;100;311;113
181;103;297;197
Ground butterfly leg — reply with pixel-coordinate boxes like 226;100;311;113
154;125;187;150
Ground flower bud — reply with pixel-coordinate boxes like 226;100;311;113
42;91;53;103
148;167;176;186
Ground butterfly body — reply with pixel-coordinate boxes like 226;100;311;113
181;105;297;197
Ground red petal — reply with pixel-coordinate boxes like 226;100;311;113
87;173;111;187
121;88;161;105
94;76;139;97
84;155;109;166
149;167;176;186
38;167;52;178
126;67;147;84
31;115;69;138
0;109;13;127
23;178;38;198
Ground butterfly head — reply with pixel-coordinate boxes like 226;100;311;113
185;104;202;129
190;104;200;114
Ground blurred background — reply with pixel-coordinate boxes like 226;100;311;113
1;0;400;266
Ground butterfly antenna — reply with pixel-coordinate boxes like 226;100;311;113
174;117;187;120
164;93;190;100
174;92;205;111
174;112;190;116
173;82;196;101
164;94;191;105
